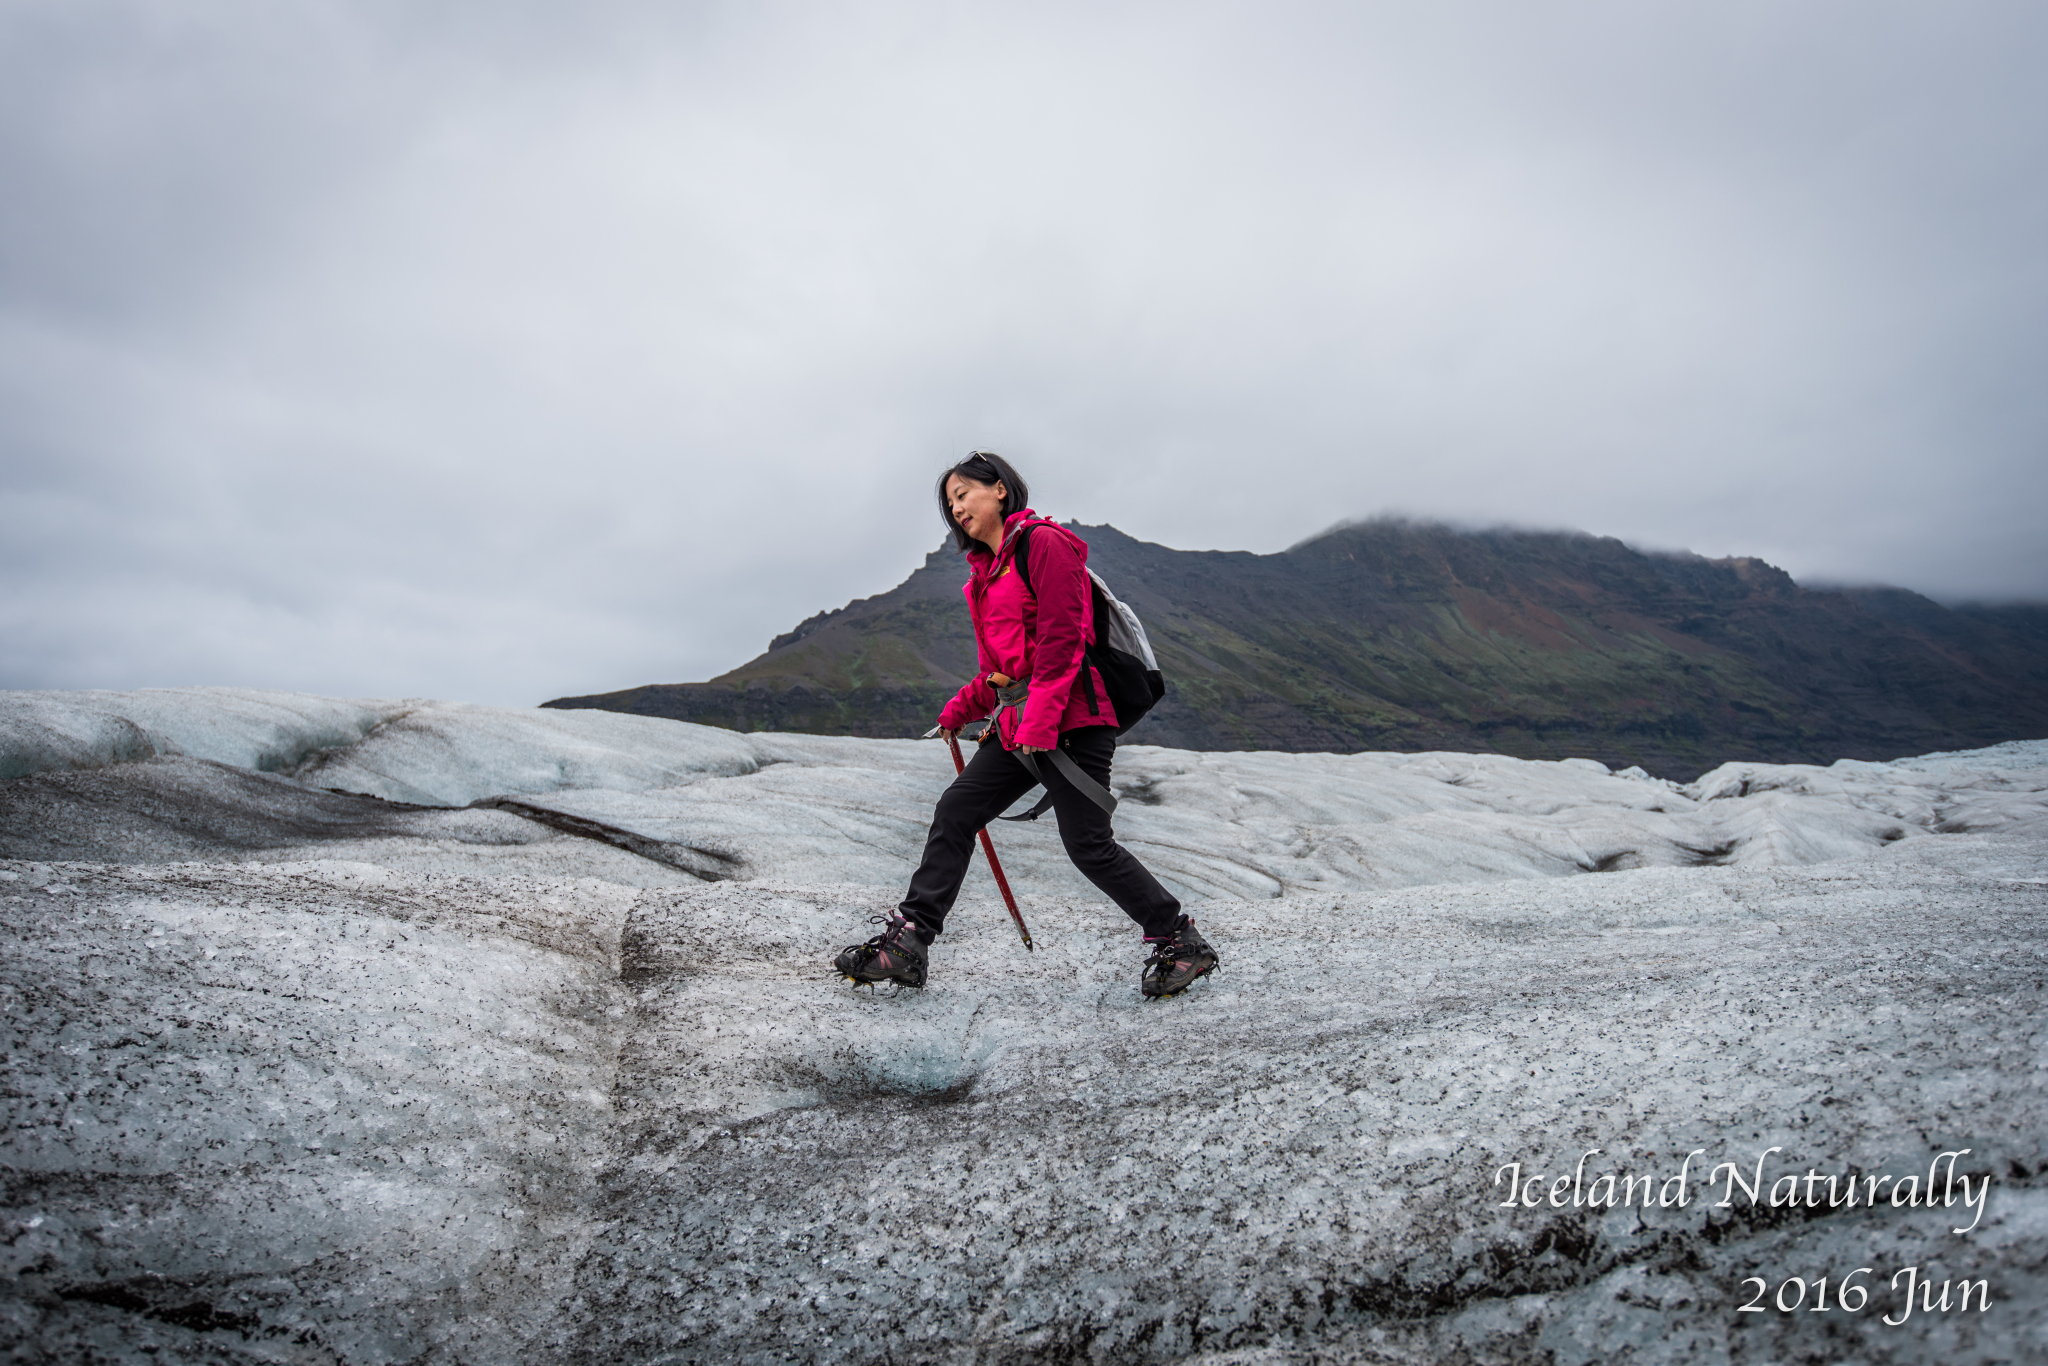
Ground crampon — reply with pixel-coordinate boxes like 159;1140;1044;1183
1141;918;1217;999
834;915;928;989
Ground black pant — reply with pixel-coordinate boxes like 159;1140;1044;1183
899;726;1182;940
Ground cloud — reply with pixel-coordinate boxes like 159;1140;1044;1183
3;0;2044;703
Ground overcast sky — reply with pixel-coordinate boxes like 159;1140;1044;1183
4;1;2044;706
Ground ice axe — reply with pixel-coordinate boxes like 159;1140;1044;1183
926;724;1034;951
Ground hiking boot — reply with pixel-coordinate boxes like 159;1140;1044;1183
1141;918;1217;998
835;915;928;989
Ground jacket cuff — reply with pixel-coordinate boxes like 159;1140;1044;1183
937;678;990;731
1013;714;1061;750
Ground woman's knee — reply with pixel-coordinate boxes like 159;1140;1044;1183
934;780;1013;837
1058;823;1119;865
931;790;982;836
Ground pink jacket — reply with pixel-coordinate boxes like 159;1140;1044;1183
936;509;1119;750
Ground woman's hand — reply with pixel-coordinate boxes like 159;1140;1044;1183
1018;744;1049;754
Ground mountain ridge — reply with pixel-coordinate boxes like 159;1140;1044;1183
544;519;2048;779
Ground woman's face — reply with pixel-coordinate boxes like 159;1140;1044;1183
945;474;1009;551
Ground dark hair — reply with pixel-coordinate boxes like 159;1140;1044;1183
936;450;1030;553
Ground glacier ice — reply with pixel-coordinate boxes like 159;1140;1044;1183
1;688;2043;1363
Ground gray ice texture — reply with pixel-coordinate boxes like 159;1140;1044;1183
1;687;2043;1365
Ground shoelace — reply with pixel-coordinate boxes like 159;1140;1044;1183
860;915;914;955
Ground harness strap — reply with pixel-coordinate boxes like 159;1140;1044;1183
985;680;1118;819
999;746;1118;821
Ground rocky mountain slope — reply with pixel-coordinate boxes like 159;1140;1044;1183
545;520;2048;779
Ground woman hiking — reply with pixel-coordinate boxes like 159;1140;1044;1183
833;451;1218;999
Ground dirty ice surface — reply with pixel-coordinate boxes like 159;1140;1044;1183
1;688;2044;1364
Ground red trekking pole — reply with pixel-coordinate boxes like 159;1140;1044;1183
945;732;1034;951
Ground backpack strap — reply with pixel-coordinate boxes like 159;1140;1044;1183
1009;520;1041;597
1006;519;1100;716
